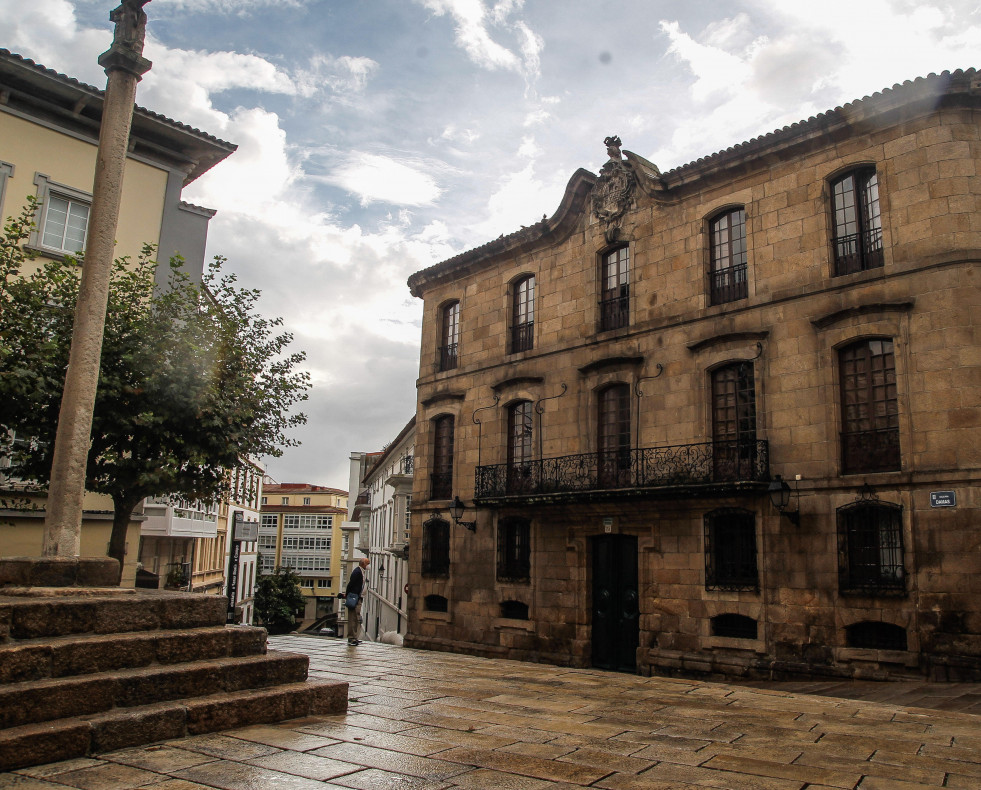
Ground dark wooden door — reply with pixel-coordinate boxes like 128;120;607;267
591;534;639;672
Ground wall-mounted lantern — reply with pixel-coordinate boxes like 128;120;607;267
768;474;800;526
450;496;477;532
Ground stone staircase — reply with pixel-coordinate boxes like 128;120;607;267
0;587;348;771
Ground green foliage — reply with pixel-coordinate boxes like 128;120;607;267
0;201;310;568
253;566;305;633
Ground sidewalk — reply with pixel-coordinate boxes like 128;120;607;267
2;634;979;789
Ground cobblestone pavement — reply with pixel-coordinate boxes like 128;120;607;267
3;635;980;790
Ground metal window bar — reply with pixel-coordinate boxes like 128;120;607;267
599;292;629;331
511;321;534;353
710;262;749;304
704;510;758;591
838;504;905;595
497;518;530;581
438;343;458;371
421;519;450;577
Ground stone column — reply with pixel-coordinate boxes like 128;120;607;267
42;1;152;558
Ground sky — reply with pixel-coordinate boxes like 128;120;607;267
2;0;979;491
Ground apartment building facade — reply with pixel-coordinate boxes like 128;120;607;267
259;483;348;623
405;70;981;681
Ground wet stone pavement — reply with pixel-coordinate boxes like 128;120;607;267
3;635;980;790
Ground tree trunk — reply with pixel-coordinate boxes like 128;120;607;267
108;494;142;585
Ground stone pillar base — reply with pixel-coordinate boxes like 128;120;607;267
0;557;120;588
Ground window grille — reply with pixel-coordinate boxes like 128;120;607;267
497;517;531;582
705;508;758;591
838;502;905;595
422;517;450;577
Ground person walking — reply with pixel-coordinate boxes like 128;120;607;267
345;557;369;645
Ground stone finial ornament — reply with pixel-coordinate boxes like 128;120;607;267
592;135;635;242
604;135;623;160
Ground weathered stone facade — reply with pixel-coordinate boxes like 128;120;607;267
405;70;981;681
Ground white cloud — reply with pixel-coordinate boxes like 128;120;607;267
319;153;443;207
415;0;542;79
292;54;380;99
153;0;307;14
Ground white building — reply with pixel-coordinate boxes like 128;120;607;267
349;417;414;642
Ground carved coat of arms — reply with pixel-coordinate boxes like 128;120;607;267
591;136;635;242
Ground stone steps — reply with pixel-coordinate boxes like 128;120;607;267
0;625;267;683
0;588;348;771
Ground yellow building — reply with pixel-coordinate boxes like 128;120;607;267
259;483;348;626
0;49;235;584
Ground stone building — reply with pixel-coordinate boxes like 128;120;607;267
405;70;981;680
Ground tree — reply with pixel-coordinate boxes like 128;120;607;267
0;201;310;577
253;566;305;634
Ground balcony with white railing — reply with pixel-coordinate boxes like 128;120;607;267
142;496;219;539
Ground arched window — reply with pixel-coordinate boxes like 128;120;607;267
597;384;631;488
599;246;629;331
438;300;460;371
506;400;534;493
430;415;455;499
424;594;448;612
711;361;757;480
500;600;529;620
709;208;748;304
839;338;899;474
704;508;758;591
422;517;450;577
711;613;758;639
497;517;531;582
845;621;907;650
511;275;535;353
837;502;904;595
831;168;883;275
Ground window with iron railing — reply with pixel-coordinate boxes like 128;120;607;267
712;362;757;480
599;246;629;331
597;384;631;489
438;300;460;371
831;168;883;275
709;208;748;304
838;502;905;595
510;275;535;353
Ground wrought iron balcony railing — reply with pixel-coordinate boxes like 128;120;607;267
833;228;884;275
840;427;900;475
475;440;769;503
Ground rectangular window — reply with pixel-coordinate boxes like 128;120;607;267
281;497;289;505
439;301;460;371
281;555;330;571
303;497;311;505
838;503;905;595
41;193;90;253
260;513;278;529
261;496;267;505
497;517;531;582
832;169;883;275
300;579;315;588
600;247;629;331
317;579;330;588
511;276;535;353
705;509;758;591
839;339;900;474
710;208;748;304
711;362;758;481
283;514;333;529
258;535;277;549
422;517;450;576
598;384;631;488
431;415;455;500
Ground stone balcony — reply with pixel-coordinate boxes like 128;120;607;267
474;440;769;506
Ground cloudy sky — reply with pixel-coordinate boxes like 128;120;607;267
3;0;979;490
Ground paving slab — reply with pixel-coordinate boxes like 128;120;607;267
1;635;979;790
